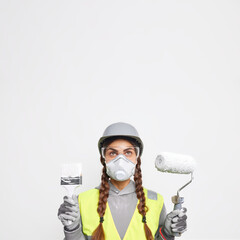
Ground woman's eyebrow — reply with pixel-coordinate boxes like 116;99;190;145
107;147;134;151
107;147;118;151
123;147;134;151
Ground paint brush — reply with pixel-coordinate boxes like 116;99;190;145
60;163;82;225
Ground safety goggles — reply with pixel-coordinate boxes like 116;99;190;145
101;146;140;161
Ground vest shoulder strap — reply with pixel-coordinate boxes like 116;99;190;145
147;189;158;200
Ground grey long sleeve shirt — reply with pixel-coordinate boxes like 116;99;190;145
64;180;174;240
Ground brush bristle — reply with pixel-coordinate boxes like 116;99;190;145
61;163;82;185
155;152;196;174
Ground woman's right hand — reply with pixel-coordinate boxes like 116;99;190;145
58;194;80;231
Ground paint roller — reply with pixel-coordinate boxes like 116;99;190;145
155;152;196;210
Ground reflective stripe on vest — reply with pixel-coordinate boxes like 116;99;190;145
78;188;164;240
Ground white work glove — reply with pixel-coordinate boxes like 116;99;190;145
58;194;80;231
163;207;187;237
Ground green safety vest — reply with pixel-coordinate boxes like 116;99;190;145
78;188;164;240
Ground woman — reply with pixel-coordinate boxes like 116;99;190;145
58;122;187;240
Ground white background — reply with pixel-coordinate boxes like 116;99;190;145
1;1;239;239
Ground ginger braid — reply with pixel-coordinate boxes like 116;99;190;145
134;157;154;240
92;156;110;240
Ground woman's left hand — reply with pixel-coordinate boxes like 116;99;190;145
163;207;187;237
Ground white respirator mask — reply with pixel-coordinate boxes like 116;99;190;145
105;154;137;181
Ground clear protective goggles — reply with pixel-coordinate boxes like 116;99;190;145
101;146;140;161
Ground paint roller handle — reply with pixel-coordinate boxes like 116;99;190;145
171;196;187;237
172;195;184;210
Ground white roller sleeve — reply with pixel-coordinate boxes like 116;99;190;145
155;152;196;174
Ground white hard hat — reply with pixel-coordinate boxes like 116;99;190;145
98;122;144;156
